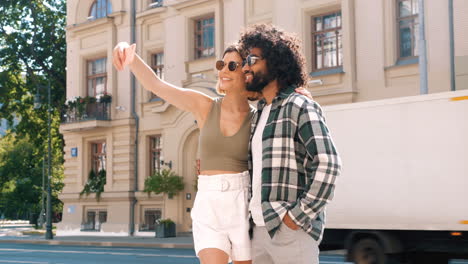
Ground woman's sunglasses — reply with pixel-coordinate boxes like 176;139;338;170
216;60;242;71
216;55;263;71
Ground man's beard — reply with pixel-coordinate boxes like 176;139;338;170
246;70;275;92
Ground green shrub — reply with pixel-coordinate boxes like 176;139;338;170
144;169;184;198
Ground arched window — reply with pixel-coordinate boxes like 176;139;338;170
88;0;112;20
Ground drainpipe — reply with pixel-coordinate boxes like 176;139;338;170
418;0;428;94
449;0;456;91
129;0;139;236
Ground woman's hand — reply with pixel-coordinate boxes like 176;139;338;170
111;41;212;126
113;42;136;71
295;87;313;100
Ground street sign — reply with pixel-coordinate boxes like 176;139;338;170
71;147;78;157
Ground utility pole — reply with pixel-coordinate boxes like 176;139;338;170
418;0;428;94
45;82;53;240
34;81;54;240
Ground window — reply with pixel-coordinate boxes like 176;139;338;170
99;211;107;224
151;53;164;79
149;0;163;8
87;58;107;97
86;211;96;230
194;16;215;59
91;142;106;173
150;53;164;100
149;136;162;176
311;11;342;71
83;210;107;231
397;0;419;59
89;0;112;20
141;209;161;231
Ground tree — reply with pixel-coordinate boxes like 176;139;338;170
0;134;42;220
0;0;66;221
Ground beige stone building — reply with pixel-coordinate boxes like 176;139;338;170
58;0;467;236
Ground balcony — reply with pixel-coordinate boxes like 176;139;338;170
62;101;111;123
60;100;112;132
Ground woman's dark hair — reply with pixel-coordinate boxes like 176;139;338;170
239;24;307;91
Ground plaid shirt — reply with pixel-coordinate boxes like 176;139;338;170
248;85;342;241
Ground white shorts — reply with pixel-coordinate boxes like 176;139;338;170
191;171;251;261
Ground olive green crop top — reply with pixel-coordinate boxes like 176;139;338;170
198;97;254;172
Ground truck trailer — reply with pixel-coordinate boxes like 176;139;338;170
321;90;468;264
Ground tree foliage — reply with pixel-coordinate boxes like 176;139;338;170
0;134;64;221
0;0;66;221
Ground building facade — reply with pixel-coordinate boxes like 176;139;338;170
58;0;468;235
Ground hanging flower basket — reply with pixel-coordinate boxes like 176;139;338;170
98;93;112;104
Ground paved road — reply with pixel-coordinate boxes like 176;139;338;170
0;243;348;264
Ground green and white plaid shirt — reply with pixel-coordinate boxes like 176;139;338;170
248;85;342;241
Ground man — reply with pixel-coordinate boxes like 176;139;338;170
240;24;342;264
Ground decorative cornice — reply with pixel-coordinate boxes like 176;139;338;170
67;11;126;35
136;6;167;21
165;0;214;11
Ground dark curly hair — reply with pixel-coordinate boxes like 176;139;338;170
239;24;307;91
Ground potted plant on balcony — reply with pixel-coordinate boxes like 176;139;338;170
83;96;97;105
80;169;106;201
81;96;97;119
154;218;176;238
97;92;112;104
75;96;86;119
64;96;79;121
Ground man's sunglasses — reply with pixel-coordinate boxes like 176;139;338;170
242;54;262;67
216;60;242;71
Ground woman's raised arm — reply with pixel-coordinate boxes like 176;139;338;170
113;42;212;126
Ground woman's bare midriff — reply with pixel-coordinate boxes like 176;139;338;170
200;170;243;176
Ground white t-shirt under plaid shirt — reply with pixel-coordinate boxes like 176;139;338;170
249;103;272;226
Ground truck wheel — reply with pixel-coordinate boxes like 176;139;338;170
351;238;387;264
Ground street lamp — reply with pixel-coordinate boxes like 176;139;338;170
37;156;46;228
34;81;54;240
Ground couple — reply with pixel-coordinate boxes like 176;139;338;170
113;24;341;264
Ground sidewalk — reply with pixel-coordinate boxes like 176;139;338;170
0;223;194;249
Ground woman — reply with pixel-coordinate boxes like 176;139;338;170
113;42;309;264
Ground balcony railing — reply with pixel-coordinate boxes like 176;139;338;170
61;102;111;123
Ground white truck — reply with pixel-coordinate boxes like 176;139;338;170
321;90;468;264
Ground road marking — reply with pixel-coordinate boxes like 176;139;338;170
0;260;48;264
0;248;196;258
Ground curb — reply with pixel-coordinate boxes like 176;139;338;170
0;239;194;249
